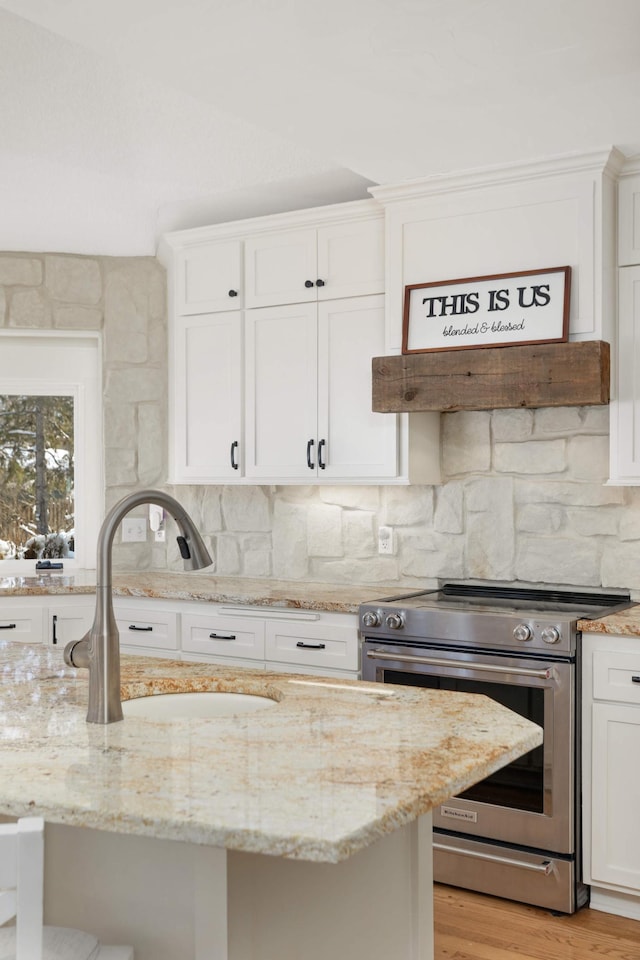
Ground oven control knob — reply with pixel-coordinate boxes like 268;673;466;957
541;626;560;645
513;623;532;642
362;611;381;628
385;613;404;630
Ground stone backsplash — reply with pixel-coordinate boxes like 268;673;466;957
2;251;639;594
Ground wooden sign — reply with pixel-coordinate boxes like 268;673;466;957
402;266;571;354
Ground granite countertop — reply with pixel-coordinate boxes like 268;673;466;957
578;606;640;636
0;641;541;863
0;571;400;615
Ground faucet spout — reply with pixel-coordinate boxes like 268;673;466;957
64;490;212;723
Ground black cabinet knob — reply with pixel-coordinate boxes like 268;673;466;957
304;280;314;288
316;279;325;287
228;289;238;297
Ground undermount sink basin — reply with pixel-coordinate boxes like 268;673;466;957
122;691;277;719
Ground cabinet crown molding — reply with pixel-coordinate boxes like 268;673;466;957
158;197;382;254
369;148;627;206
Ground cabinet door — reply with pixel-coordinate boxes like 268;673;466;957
610;266;640;482
317;295;398;479
176;240;243;314
172;312;242;481
244;229;317;308
316;218;384;300
619;174;640;267
48;604;94;647
591;702;640;890
244;303;318;479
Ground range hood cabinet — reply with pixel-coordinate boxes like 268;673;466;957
372;340;610;413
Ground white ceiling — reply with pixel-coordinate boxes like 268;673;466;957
1;0;640;256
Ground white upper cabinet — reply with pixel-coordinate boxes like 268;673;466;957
244;302;318;479
610;159;640;483
371;150;621;353
244;295;398;482
176;239;243;314
618;172;640;267
160;199;441;485
244;217;384;308
171;311;243;482
317;296;397;479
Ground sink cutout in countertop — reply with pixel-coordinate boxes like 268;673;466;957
122;691;278;719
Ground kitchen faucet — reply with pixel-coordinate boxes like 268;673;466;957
64;490;212;723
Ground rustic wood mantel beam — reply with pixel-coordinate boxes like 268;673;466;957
372;340;610;413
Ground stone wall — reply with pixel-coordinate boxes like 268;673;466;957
163;403;640;594
3;251;640;594
0;251;168;569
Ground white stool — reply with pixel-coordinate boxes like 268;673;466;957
0;818;134;959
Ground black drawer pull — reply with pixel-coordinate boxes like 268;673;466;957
230;439;239;470
209;632;236;641
296;641;326;650
129;624;153;632
318;438;326;470
306;438;315;470
632;676;640;683
0;623;17;630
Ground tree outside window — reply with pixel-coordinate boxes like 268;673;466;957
0;395;74;560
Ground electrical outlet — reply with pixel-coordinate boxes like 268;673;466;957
154;528;166;542
121;518;146;543
378;525;394;555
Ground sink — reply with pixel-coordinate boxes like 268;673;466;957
122;691;277;719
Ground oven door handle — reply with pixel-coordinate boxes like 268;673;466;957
433;840;553;875
365;649;553;680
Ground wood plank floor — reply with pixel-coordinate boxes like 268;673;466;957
434;884;640;960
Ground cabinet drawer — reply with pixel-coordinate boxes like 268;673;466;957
182;613;265;661
0;606;44;643
264;620;358;671
593;649;640;704
114;605;178;651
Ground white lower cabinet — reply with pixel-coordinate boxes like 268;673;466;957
48;601;95;647
181;609;265;666
264;615;358;674
582;632;640;918
0;595;94;646
1;592;359;679
114;598;179;659
180;602;359;679
0;601;46;643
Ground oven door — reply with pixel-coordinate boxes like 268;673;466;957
362;640;575;854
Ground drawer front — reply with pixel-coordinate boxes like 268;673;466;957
182;613;265;661
265;621;358;671
593;648;640;705
0;606;45;643
114;605;179;651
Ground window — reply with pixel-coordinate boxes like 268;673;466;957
0;394;75;560
0;334;101;572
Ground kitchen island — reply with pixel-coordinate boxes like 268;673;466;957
0;640;542;960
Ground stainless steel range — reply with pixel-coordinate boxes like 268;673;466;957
359;582;631;914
